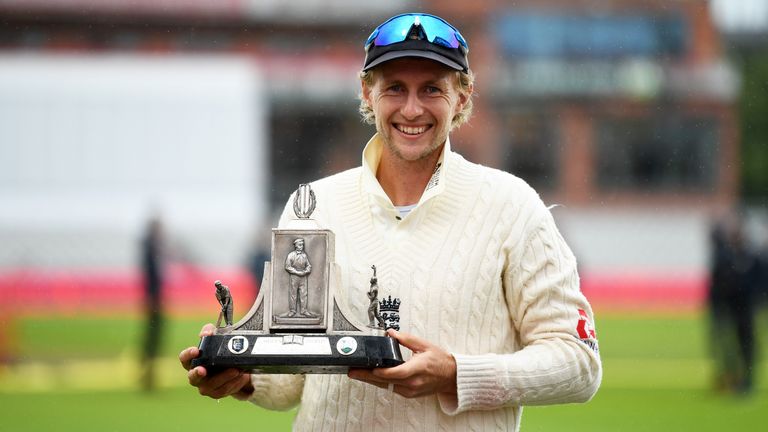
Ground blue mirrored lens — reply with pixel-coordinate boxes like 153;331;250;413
420;15;461;48
368;14;467;51
371;15;416;46
365;28;379;47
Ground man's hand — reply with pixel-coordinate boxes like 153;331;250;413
179;323;254;401
347;329;457;398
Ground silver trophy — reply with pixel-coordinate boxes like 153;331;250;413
192;184;403;374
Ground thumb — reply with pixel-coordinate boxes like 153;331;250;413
199;323;216;337
388;329;431;353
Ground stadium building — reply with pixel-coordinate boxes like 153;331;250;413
0;0;740;311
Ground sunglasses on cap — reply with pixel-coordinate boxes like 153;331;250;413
365;13;469;53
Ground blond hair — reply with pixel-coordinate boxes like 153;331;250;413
358;68;475;130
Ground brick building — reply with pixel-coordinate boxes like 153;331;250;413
0;0;739;309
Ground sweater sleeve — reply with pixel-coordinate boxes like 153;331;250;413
247;374;305;411
438;205;602;415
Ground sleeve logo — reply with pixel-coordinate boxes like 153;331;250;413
576;309;599;353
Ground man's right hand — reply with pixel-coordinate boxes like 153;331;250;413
179;323;254;400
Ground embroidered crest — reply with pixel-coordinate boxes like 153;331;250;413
380;295;401;331
576;309;599;353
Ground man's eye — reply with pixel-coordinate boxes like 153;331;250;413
425;86;442;94
386;85;402;92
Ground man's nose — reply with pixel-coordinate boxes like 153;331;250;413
400;92;424;119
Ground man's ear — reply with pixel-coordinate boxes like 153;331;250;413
457;82;473;112
361;79;373;106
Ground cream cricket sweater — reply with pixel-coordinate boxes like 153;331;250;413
248;135;602;431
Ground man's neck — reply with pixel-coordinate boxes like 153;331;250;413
376;145;443;206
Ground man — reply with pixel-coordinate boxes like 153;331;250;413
283;238;314;318
708;213;758;394
215;280;234;327
140;216;165;391
180;12;601;431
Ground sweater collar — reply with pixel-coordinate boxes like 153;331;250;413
361;133;450;208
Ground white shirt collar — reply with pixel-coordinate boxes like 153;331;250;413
361;133;450;208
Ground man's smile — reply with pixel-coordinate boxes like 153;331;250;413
395;124;432;136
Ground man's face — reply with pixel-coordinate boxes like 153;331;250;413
362;58;470;163
295;240;304;251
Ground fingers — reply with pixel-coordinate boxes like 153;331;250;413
187;365;208;386
207;370;247;399
199;323;216;337
180;324;214;370
388;329;431;353
349;366;413;389
189;367;247;399
348;369;398;391
179;346;199;371
231;378;256;401
349;332;458;399
181;323;253;400
348;368;389;385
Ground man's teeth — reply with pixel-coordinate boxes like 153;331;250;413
397;125;427;135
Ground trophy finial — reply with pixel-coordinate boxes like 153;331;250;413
367;264;385;329
293;184;316;219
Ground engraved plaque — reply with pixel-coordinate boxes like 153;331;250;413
252;336;332;355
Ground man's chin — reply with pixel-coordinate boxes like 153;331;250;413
385;139;442;162
409;143;444;162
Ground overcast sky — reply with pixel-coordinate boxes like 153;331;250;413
710;0;768;32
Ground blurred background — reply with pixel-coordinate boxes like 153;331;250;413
0;0;766;430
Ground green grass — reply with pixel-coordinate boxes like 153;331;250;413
1;311;766;431
594;313;709;359
0;387;295;431
524;387;767;431
14;315;207;359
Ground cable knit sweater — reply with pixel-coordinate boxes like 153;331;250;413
247;135;602;431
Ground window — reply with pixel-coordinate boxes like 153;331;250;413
492;12;687;59
269;104;372;209
596;115;719;192
500;111;560;191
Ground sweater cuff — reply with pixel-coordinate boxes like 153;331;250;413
247;374;272;405
246;374;303;411
438;353;502;415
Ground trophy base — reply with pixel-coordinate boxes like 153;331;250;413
191;334;404;374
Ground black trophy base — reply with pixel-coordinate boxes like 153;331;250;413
191;334;404;374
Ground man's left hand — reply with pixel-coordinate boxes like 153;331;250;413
348;329;457;398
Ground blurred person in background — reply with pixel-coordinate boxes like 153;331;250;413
140;215;166;392
708;211;760;395
180;12;601;431
757;217;768;308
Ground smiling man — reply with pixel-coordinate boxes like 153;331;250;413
180;13;602;431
